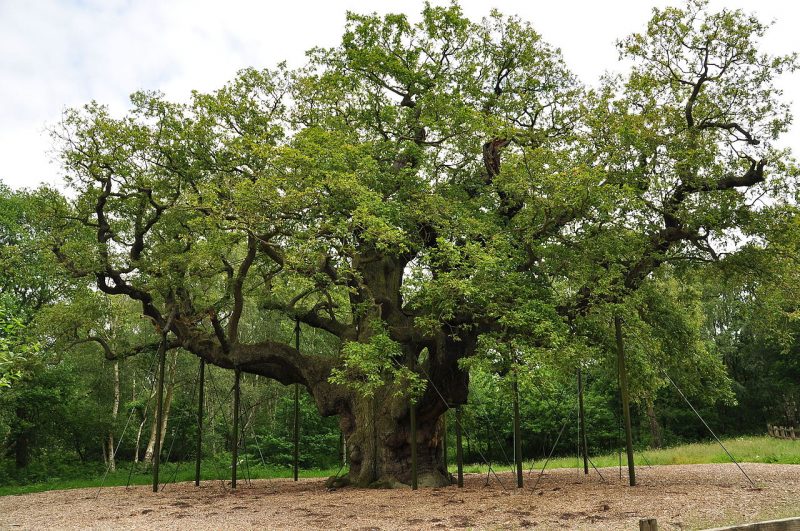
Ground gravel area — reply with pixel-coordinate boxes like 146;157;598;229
1;463;798;530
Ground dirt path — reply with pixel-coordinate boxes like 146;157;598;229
1;463;798;530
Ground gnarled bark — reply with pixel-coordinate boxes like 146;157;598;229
341;391;448;487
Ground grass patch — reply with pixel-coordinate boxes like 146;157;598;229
0;460;345;497
455;435;800;475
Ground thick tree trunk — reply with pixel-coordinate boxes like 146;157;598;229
340;391;449;488
332;335;471;488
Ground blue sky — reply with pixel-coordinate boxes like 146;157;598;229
1;0;798;190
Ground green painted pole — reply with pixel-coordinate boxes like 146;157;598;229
372;398;378;482
455;407;464;488
293;319;300;482
152;334;167;493
513;375;523;488
410;400;418;490
578;367;589;475
195;358;205;486
486;422;491;463
232;369;240;489
443;410;448;473
293;384;299;481
615;315;636;487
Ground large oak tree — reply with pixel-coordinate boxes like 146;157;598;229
48;1;796;486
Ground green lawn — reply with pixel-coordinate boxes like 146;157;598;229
1;436;797;497
458;435;800;475
0;461;344;497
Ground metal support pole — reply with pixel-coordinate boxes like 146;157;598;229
455;407;464;488
293;384;299;481
486;422;491;464
293;319;300;482
615;315;636;487
152;334;167;493
578;367;589;475
232;369;240;489
372;398;378;482
410;400;418;490
443;410;448;473
195;358;205;486
513;375;523;488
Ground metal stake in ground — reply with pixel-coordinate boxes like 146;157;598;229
293;319;301;482
513;372;523;488
195;358;205;486
455;407;464;487
152;330;168;493
578;366;589;475
232;368;241;489
615;315;636;487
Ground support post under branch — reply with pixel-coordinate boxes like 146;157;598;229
232;369;240;489
152;332;168;493
195;358;205;486
615;315;636;487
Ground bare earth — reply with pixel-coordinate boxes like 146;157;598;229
1;463;798;530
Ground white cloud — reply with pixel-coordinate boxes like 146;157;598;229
1;0;797;189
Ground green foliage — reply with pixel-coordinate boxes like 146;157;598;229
0;300;30;389
330;322;426;400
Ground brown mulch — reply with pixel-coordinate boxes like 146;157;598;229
1;463;798;530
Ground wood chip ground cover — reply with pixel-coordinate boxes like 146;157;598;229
1;463;798;529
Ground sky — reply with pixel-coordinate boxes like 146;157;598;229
1;0;798;190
